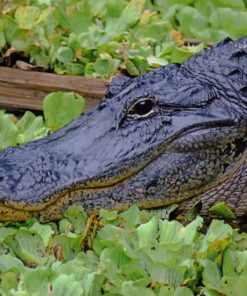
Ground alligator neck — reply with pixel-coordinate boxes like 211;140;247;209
181;159;247;217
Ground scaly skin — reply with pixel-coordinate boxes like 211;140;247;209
0;37;247;221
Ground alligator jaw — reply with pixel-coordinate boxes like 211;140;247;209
1;124;245;221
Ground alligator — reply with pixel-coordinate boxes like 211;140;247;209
0;36;247;221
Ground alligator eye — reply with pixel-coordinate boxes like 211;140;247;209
128;98;156;119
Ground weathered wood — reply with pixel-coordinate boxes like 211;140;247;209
0;67;109;112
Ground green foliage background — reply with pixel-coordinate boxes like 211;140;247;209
1;206;247;296
0;0;247;78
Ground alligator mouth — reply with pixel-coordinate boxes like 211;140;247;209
0;120;246;221
63;119;246;189
168;122;247;152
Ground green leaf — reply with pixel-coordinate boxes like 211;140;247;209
158;286;174;296
0;111;18;150
147;56;168;67
94;224;136;258
150;204;179;220
51;274;84;296
131;56;150;75
210;8;247;39
125;59;140;76
0;227;17;242
156;0;193;8
65;63;85;75
66;2;93;34
0;254;24;272
136;21;169;43
16;111;49;144
4;230;46;266
43;92;85;131
159;220;184;245
209;201;236;220
201;288;221;296
0;31;6;49
120;204;141;226
220;275;247;296
57;47;74;64
200;219;233;252
29;222;54;247
100;246;131;280
176;6;208;39
93;58;120;79
121;0;145;26
183;216;203;244
149;263;186;287
171;43;205;63
121;259;147;281
121;281;156;296
15;6;40;30
223;249;247;277
82;272;105;296
202;259;221;290
64;205;88;234
104;0;127;18
174;286;194;296
100;209;119;222
0;271;19;294
105;0;145;35
23;267;54;296
52;234;82;261
137;216;158;248
28;43;51;68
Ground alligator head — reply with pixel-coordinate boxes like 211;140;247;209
0;37;247;221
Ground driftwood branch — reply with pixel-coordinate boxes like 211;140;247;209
0;67;109;112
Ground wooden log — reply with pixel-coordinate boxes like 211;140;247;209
0;67;109;112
